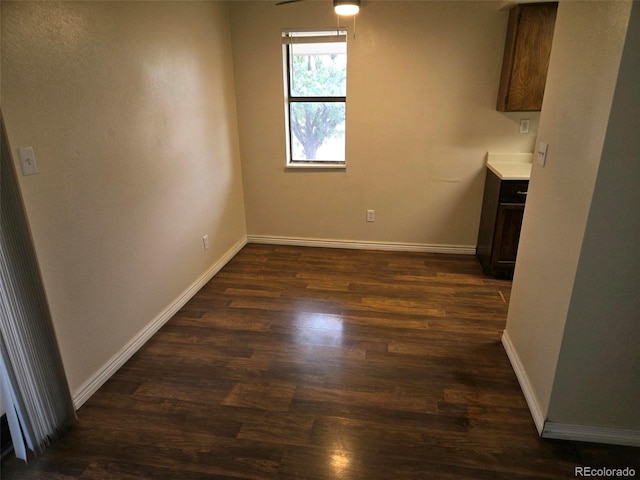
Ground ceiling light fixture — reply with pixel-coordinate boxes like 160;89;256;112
333;0;360;16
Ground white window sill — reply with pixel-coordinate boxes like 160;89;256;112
285;162;346;170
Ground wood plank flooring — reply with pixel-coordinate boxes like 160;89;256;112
2;244;638;479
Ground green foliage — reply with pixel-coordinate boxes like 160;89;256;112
290;52;346;160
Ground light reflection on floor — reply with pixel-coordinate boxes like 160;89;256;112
331;448;352;476
293;312;354;478
292;312;344;347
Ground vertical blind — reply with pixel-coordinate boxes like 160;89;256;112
0;115;76;460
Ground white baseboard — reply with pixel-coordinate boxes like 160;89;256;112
247;235;476;255
501;330;546;435
72;236;247;409
542;422;640;447
71;234;466;409
502;330;640;447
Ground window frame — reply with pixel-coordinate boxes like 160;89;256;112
282;30;348;169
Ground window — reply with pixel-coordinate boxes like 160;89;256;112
282;30;347;167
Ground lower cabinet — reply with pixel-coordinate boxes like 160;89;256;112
476;169;528;278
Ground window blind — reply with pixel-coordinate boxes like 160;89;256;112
0;115;76;461
282;30;347;45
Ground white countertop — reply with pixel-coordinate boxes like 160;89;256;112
486;153;532;180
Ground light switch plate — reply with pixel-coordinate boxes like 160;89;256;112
18;147;38;176
536;142;548;167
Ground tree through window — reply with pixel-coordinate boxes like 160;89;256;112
283;31;347;166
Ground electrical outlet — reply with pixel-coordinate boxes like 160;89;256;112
18;147;38;176
366;210;375;222
202;235;209;251
536;142;548;167
519;119;530;134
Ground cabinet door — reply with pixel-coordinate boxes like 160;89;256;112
497;3;557;112
492;204;525;267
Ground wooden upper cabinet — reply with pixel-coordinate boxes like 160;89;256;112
497;3;558;112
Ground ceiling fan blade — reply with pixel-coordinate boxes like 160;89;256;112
276;0;305;5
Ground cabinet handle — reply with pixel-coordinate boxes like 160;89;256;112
517;191;528;196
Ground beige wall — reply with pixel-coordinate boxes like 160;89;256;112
547;1;640;429
229;1;537;248
3;0;636;439
1;1;247;397
504;1;636;431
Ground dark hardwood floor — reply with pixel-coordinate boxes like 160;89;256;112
2;244;638;479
